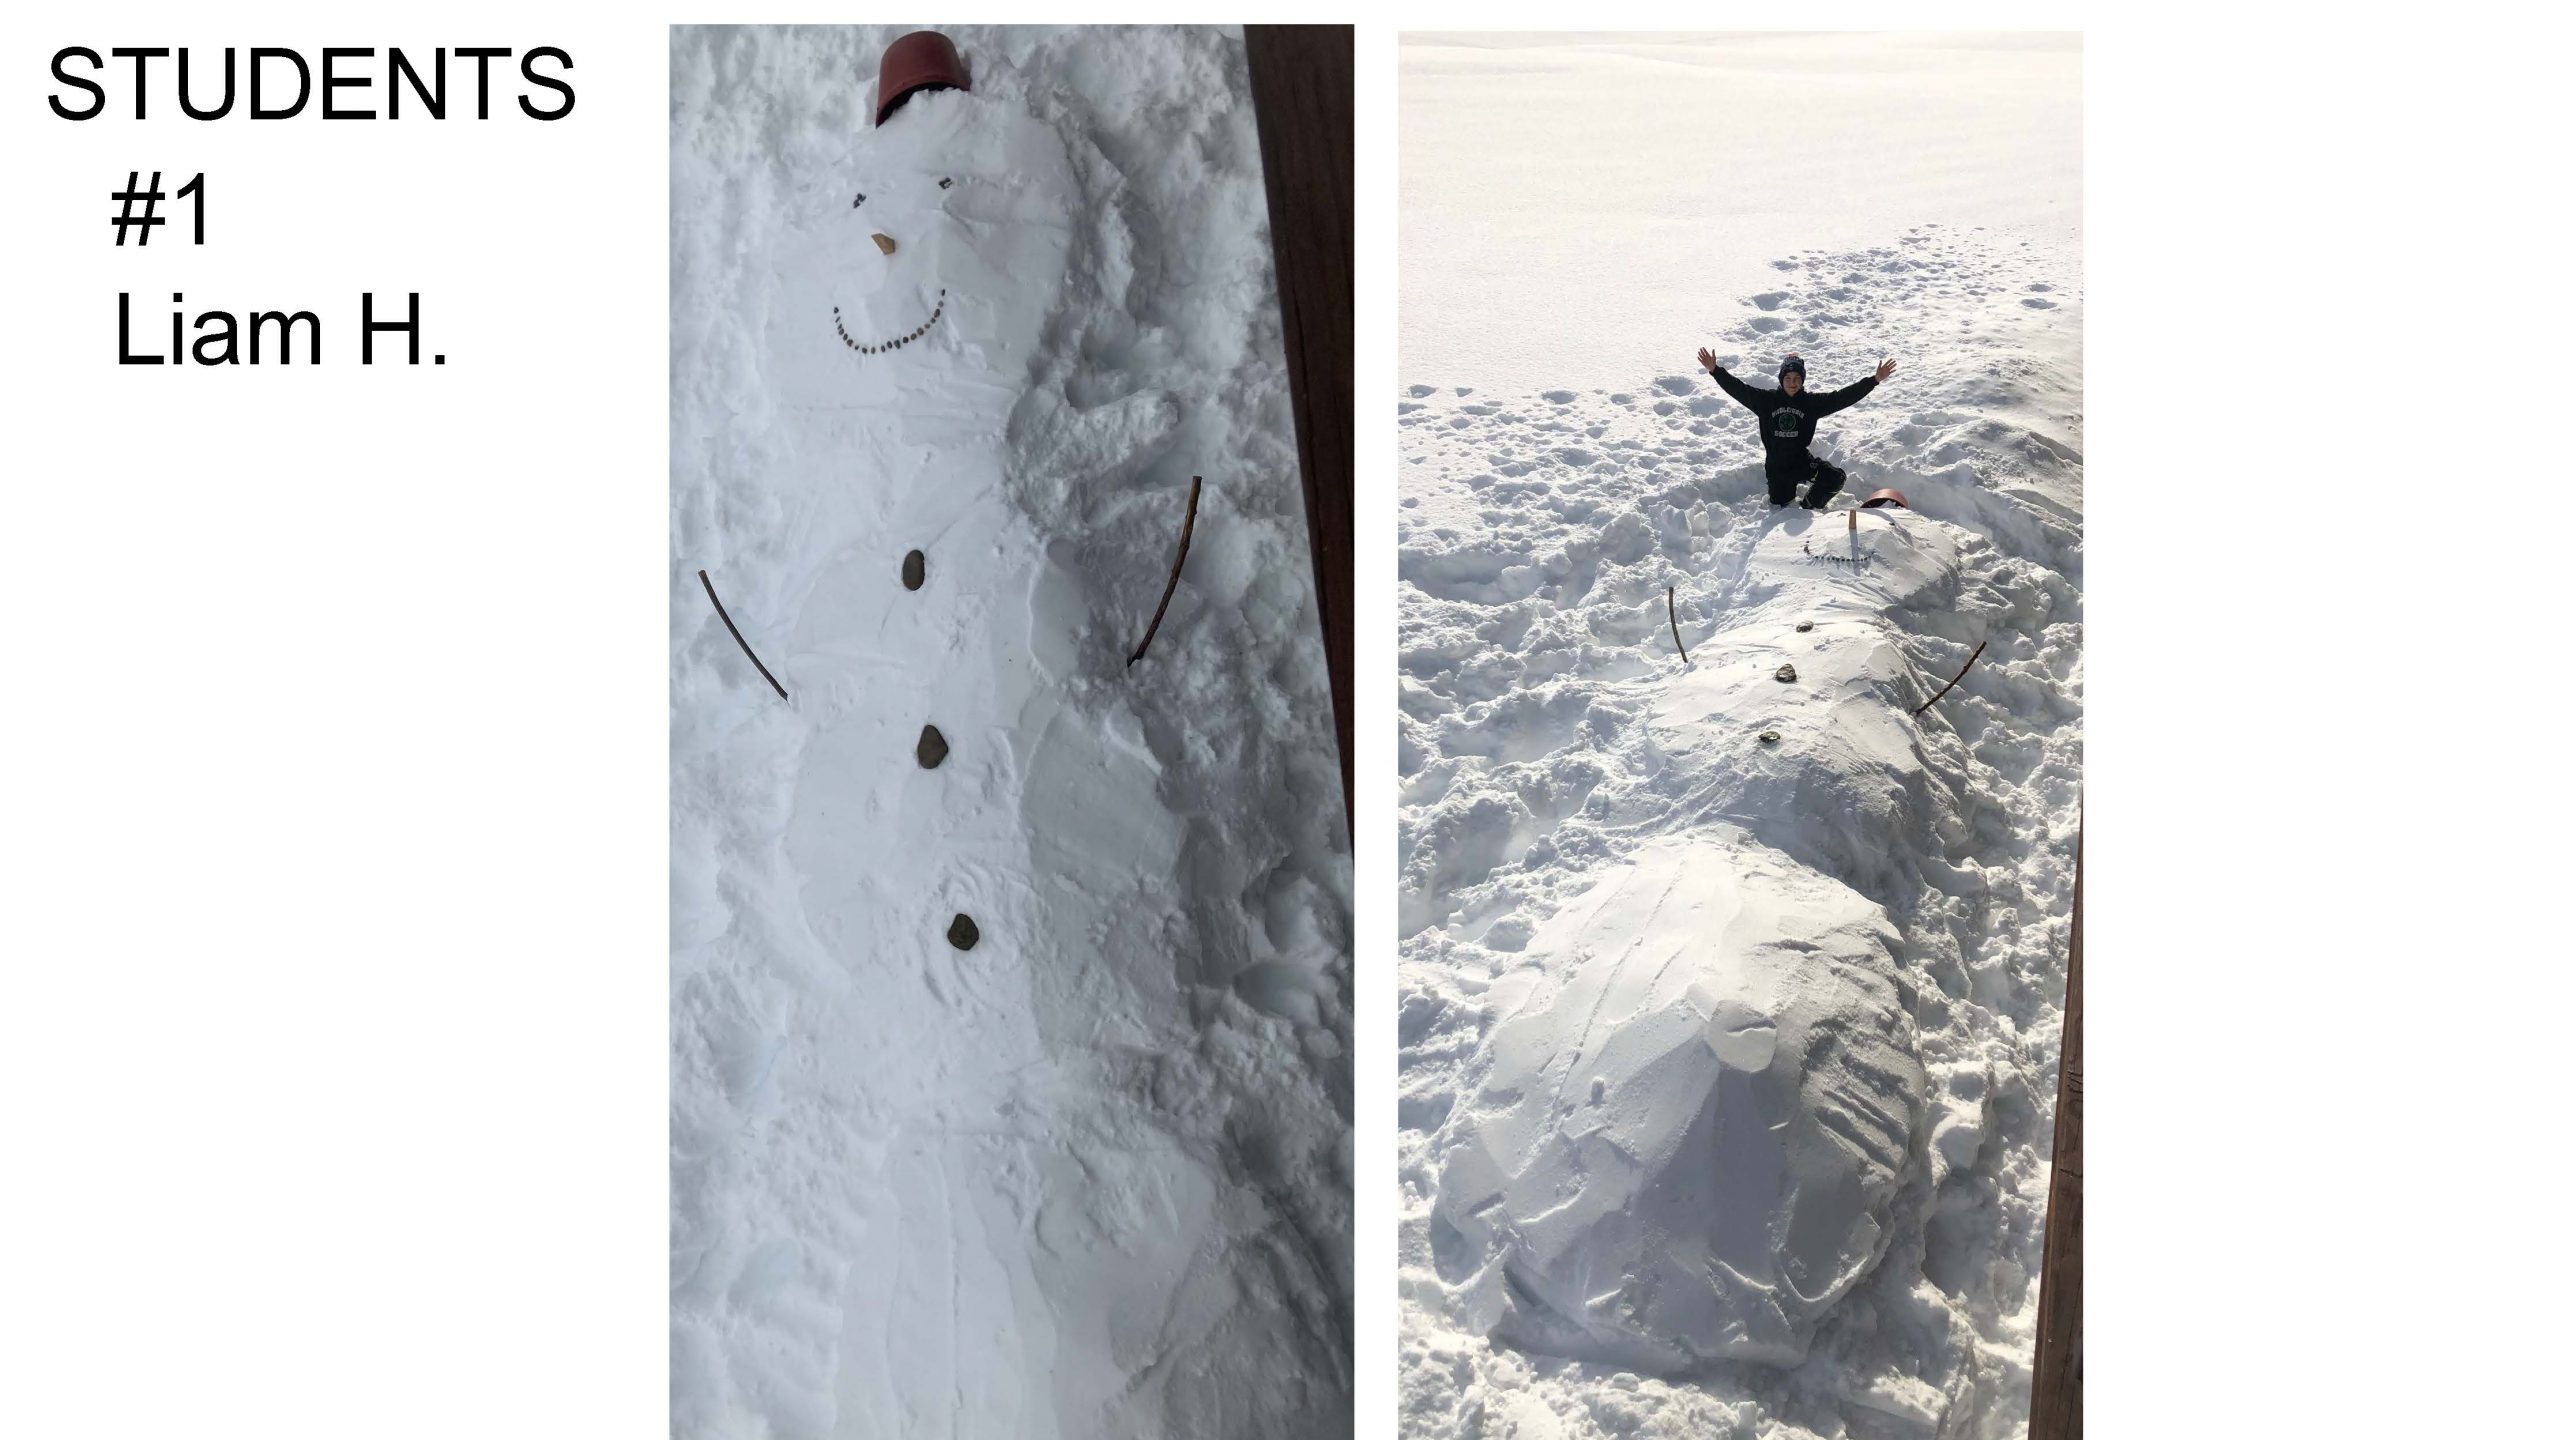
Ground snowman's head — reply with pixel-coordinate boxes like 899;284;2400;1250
771;77;1073;403
827;169;955;357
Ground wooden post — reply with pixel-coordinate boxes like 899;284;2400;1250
1245;25;1355;825
2028;814;2084;1437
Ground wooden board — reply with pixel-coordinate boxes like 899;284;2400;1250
1244;25;1355;825
2029;818;2084;1437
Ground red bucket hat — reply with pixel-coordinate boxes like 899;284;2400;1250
1859;488;1911;510
874;31;970;127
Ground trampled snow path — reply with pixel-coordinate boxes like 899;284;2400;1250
1399;226;2081;1439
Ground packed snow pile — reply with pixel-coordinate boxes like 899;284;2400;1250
670;26;1347;1440
1436;837;1927;1371
1399;221;2081;1439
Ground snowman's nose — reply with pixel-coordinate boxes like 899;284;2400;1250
870;232;897;256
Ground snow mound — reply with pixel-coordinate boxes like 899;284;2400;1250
1434;835;1923;1369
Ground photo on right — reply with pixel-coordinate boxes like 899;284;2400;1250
1397;32;2082;1439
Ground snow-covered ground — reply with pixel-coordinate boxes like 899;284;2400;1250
1400;34;2081;1440
670;27;1347;1440
1401;32;2080;394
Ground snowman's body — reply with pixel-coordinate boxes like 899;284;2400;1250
1428;509;1964;1368
677;55;1337;1440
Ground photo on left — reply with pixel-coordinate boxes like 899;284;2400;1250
668;24;1352;1440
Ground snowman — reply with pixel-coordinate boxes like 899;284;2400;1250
1430;502;1967;1369
688;31;1339;1440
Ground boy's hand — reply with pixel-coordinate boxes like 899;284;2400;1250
1874;358;1898;383
1698;347;1719;371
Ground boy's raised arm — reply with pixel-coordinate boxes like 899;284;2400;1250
1810;375;1877;417
1699;347;1772;414
1809;359;1895;417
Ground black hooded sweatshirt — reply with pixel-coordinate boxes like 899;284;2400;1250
1709;365;1876;475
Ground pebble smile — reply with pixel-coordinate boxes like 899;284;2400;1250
832;288;948;355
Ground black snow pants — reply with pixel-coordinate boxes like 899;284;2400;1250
1768;455;1848;509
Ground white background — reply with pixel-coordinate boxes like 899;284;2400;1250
3;3;2555;1437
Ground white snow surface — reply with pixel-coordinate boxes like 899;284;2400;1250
671;26;1347;1440
1399;44;2081;1431
1401;33;2080;395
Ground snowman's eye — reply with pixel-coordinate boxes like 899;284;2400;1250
938;177;954;190
852;193;867;210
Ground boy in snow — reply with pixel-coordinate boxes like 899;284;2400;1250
1697;347;1897;509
